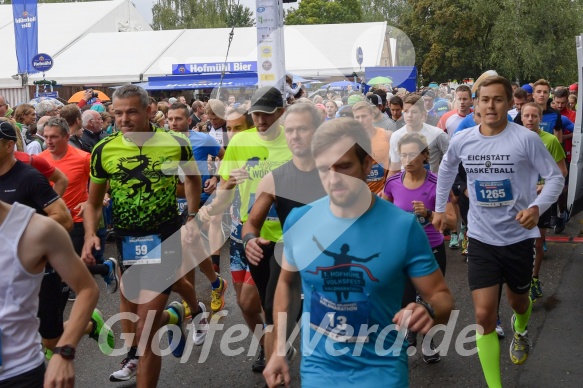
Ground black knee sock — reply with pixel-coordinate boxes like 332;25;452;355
87;264;109;276
128;346;138;360
211;254;220;268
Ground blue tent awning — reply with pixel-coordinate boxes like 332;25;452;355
136;73;258;91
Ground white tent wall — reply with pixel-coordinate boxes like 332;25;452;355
0;0;151;90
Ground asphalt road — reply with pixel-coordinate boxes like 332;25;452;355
70;215;583;388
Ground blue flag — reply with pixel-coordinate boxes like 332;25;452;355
12;0;39;74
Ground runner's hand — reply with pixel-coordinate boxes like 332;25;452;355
516;206;539;230
393;302;434;335
230;168;250;185
81;235;99;265
82;89;93;102
203;177;218;194
45;354;75;388
263;355;291;388
432;212;446;233
412;201;427;217
74;201;87;217
197;205;213;223
245;237;270;265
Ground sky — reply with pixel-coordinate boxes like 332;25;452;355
133;0;298;25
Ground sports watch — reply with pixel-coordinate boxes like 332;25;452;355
53;345;76;360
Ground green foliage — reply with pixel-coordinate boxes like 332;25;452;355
285;0;363;25
152;0;254;30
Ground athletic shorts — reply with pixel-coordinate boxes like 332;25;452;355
114;221;182;299
402;242;446;307
230;240;255;285
0;362;45;387
537;206;552;229
37;269;68;340
467;237;534;294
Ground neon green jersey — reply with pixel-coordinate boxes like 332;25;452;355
90;126;193;231
219;127;291;242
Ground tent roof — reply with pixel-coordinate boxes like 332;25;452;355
0;0;151;88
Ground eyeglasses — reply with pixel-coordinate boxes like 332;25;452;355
399;152;421;160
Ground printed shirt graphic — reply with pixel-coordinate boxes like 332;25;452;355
219;127;291;242
284;197;437;387
367;128;390;194
438;122;562;245
90;126;193;231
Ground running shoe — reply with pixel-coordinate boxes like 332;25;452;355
550;215;557;228
449;233;459;249
89;309;115;355
192;302;209;346
210;276;228;312
182;300;191;318
422;338;441;364
286;346;298;364
68;290;76;302
109;358;138;382
496;316;505;339
406;330;417;348
166;301;186;357
103;258;120;294
530;278;543;301
509;315;531;365
252;346;266;373
554;214;566;234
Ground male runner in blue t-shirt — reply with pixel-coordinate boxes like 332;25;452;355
263;118;454;388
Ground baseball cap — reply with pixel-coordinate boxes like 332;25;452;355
347;95;362;106
249;86;284;114
521;84;533;94
168;97;178;104
367;94;383;106
422;89;436;99
569;83;578;91
0;121;18;141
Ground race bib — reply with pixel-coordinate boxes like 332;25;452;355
367;163;384;182
310;292;370;343
474;179;514;207
122;234;162;265
177;198;188;215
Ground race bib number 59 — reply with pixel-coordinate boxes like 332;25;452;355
122;235;162;265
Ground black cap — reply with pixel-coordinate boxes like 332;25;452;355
249;86;284;114
0;121;17;141
422;89;436;99
367;94;383;106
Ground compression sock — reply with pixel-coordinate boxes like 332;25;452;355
128;346;138;360
87;264;109;276
166;307;179;326
513;299;532;334
211;277;221;289
476;331;502;388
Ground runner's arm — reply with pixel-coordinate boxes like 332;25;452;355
181;160;202;215
48;167;69;197
412;269;454;327
242;172;275;238
198;176;236;220
44;198;73;232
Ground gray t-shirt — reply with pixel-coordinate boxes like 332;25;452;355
389;123;450;173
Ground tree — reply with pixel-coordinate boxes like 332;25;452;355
285;0;363;25
152;0;254;30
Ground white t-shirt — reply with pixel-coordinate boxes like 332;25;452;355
389;123;450;173
435;122;564;246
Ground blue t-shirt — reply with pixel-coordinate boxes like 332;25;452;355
283;197;438;388
454;113;513;136
188;130;221;202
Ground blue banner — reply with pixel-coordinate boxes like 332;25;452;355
12;0;39;74
172;61;257;75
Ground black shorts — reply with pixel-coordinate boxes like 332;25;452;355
37;269;68;340
402;242;447;307
0;362;45;388
467;237;534;294
537;207;552;229
115;221;183;299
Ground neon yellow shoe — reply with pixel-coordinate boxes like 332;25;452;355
182;300;192;318
210;276;228;312
89;309;115;355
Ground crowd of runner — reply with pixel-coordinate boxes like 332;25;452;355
0;72;576;387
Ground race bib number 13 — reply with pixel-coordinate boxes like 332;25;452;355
310;292;370;343
122;235;162;265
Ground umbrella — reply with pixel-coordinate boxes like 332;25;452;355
321;81;360;91
28;97;64;108
367;76;393;86
68;90;110;103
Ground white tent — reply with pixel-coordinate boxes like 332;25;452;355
0;0;150;102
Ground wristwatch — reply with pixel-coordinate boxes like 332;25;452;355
242;232;257;249
416;300;436;319
53;345;76;360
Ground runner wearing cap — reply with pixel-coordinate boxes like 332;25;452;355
198;86;292;370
